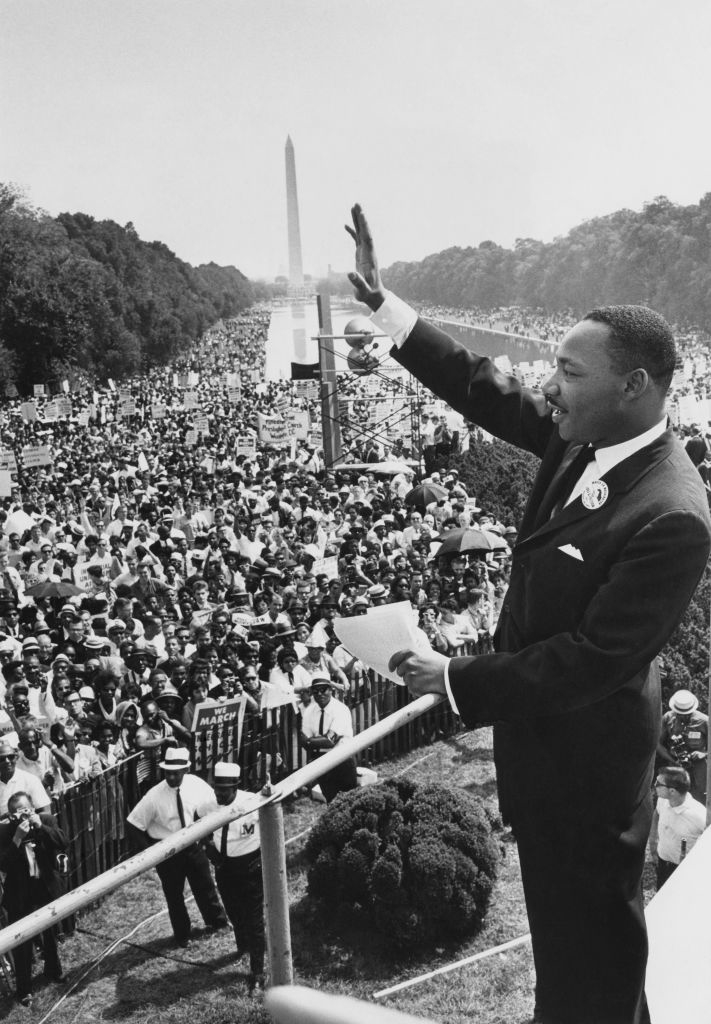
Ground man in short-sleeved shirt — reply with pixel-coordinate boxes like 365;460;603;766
127;747;227;946
0;741;51;816
199;762;265;994
653;766;707;889
300;675;357;803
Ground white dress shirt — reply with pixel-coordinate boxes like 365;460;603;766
127;774;214;840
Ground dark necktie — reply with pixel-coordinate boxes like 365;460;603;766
176;787;186;828
288;671;294;686
318;709;325;735
220;823;229;856
535;445;597;527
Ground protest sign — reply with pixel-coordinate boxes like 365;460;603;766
118;399;136;418
191;696;244;732
0;449;17;471
312;555;339;580
295;380;319;401
21;445;53;468
33;384;45;398
235;434;257;457
19;402;37;422
257;412;294;445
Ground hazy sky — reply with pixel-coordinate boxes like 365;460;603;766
3;0;711;280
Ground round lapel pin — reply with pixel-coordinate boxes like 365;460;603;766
581;480;608;510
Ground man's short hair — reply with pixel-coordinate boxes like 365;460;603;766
659;766;691;793
583;305;676;392
7;791;31;813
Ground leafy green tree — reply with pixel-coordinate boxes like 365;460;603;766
0;184;256;389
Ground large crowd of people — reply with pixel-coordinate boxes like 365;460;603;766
0;304;513;810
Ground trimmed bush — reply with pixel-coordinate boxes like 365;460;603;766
304;778;502;950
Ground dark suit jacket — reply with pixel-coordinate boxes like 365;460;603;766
0;812;67;920
396;317;711;834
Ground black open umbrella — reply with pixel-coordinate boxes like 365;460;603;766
24;580;84;600
404;482;449;508
436;528;494;556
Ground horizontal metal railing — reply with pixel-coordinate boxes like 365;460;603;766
0;692;444;958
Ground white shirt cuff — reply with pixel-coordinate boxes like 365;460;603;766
371;290;418;349
443;659;461;717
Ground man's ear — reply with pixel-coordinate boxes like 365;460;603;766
623;368;649;398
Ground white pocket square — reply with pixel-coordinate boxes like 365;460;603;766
558;543;584;561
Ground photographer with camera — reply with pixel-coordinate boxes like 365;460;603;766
658;689;708;804
0;790;67;1006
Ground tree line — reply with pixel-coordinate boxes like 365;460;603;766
374;193;711;329
0;183;257;392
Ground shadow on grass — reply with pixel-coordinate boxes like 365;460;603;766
446;735;496;763
289;894;476;989
70;937;240;1019
461;777;500;801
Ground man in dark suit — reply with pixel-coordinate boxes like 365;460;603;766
346;205;711;1024
0;791;67;1006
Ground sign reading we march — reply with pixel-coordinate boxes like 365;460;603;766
191;696;244;732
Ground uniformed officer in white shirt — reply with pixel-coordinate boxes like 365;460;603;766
201;761;265;994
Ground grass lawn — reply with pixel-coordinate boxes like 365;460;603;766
0;728;658;1024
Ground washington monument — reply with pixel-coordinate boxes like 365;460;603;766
284;136;304;288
